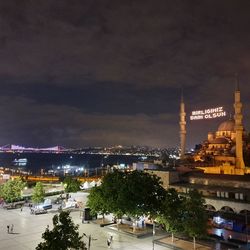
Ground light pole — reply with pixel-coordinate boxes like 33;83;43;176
83;233;91;250
152;221;156;250
246;211;248;249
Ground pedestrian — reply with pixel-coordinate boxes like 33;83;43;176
142;219;145;228
10;224;14;234
220;232;224;240
7;225;9;234
20;206;23;212
107;238;111;248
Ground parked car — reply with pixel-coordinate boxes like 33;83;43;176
3;201;25;209
30;208;48;215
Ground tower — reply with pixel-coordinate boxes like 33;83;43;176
179;90;186;160
234;79;245;169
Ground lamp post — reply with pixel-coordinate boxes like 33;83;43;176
152;221;156;250
83;233;91;250
245;211;248;249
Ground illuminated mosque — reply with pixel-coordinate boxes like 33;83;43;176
179;83;250;175
148;83;250;216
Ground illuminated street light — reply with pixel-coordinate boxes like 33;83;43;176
83;233;97;250
152;221;156;250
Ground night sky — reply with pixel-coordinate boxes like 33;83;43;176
1;1;250;149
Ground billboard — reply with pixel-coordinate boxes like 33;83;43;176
190;106;226;120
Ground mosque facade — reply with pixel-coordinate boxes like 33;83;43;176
180;84;250;175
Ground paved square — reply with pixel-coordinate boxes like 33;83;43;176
0;206;171;250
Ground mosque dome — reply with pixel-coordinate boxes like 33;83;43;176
218;119;235;132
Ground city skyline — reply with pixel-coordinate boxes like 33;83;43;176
1;1;250;148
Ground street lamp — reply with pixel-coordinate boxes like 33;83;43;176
83;233;91;250
152;221;156;250
245;210;248;249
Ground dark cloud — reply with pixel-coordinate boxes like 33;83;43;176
0;82;181;115
0;0;250;148
0;96;177;147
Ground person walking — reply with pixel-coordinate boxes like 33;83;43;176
10;224;14;234
221;232;224;240
107;238;111;248
107;235;113;248
142;219;145;228
7;225;9;234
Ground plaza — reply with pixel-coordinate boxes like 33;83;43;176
0;205;169;250
0;204;236;250
0;191;170;250
0;192;241;250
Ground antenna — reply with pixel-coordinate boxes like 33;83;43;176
181;86;184;102
235;73;240;91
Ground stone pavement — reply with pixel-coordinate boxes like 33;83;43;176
0;206;171;250
155;237;212;250
0;191;235;250
1;206;238;250
105;223;154;238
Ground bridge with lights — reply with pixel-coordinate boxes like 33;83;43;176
0;144;69;153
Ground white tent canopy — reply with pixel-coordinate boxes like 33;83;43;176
96;179;102;186
80;181;91;190
89;180;96;187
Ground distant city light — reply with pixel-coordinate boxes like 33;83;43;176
13;158;27;166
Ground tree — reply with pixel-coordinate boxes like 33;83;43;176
63;177;81;193
32;182;45;204
157;188;185;243
0;177;26;203
87;186;108;221
36;210;87;250
121;170;166;219
99;170;126;219
183;189;208;250
89;170;166;225
160;151;170;165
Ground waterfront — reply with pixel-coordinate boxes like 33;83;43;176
0;152;146;175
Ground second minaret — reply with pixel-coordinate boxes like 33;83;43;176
179;91;186;160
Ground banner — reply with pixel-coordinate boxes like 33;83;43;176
190;106;226;120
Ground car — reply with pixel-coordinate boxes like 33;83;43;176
34;209;48;215
30;208;48;215
3;201;25;209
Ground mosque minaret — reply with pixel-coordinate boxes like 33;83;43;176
179;90;186;160
234;81;245;169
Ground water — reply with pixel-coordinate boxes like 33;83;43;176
0;152;143;175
